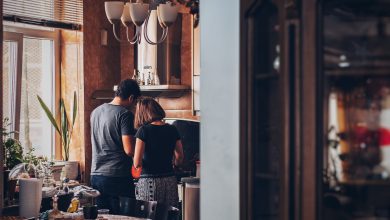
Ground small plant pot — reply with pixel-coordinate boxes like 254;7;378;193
7;179;17;202
55;161;79;180
58;192;74;212
50;164;65;181
64;161;79;180
83;205;98;220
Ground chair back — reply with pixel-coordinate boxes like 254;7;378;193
155;203;180;220
119;197;179;220
119;197;157;219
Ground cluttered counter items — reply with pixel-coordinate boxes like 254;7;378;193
0;217;26;220
95;215;149;220
47;215;149;220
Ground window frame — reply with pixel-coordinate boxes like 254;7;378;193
3;25;60;159
3;32;23;138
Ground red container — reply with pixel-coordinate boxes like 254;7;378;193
131;166;142;179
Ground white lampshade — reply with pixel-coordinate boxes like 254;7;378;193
105;1;124;22
129;2;150;26
121;3;132;26
157;2;179;28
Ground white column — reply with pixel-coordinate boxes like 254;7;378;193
137;10;158;85
380;101;390;172
200;0;240;219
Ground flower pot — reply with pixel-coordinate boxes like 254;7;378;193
7;179;17;202
64;161;79;180
83;205;98;220
40;192;74;213
56;161;79;180
3;169;10;199
51;164;65;181
3;170;17;203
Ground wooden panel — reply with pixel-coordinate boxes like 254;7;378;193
155;14;193;119
60;29;85;179
0;0;4;210
83;0;121;184
181;14;192;86
301;0;318;219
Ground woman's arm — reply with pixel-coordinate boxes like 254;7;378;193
174;140;184;166
133;138;145;168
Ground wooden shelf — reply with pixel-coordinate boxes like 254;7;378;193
92;85;191;100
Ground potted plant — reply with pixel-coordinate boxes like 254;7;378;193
37;92;79;180
2;118;23;170
1;117;23;202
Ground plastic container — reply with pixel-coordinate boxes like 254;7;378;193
98;209;110;215
196;161;200;178
131;166;142;179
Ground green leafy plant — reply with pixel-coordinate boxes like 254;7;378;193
22;148;51;166
37;92;77;161
1;118;23;169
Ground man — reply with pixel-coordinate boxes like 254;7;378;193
90;79;141;214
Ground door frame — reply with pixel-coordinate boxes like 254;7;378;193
300;0;323;219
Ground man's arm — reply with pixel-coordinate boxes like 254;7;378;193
122;135;135;157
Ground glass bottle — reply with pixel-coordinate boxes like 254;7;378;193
132;69;139;83
48;195;64;220
35;159;45;180
153;71;160;85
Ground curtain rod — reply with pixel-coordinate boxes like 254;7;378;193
3;15;82;31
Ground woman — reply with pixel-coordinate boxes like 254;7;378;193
133;97;184;207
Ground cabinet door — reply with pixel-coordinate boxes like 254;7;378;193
319;1;390;219
242;1;285;219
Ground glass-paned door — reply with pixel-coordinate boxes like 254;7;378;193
3;32;55;158
3;32;23;137
19;37;55;157
246;1;283;219
321;1;390;219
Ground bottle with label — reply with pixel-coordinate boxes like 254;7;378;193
48;195;64;220
153;71;160;85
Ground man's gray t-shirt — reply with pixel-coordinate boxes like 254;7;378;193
90;103;136;177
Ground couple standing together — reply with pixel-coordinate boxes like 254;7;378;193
90;79;184;214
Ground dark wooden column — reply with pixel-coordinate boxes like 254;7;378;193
301;0;320;219
0;0;4;211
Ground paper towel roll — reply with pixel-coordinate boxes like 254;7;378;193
19;178;42;219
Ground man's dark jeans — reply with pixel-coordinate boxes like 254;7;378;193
91;175;135;214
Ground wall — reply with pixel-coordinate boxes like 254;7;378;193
120;14;198;120
82;1;197;182
159;14;194;119
200;0;240;219
120;26;135;80
83;0;121;183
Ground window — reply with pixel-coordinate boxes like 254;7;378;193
3;28;59;158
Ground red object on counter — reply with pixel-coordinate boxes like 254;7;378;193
379;127;390;147
131;166;142;179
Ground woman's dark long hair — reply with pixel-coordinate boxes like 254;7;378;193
134;97;166;129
